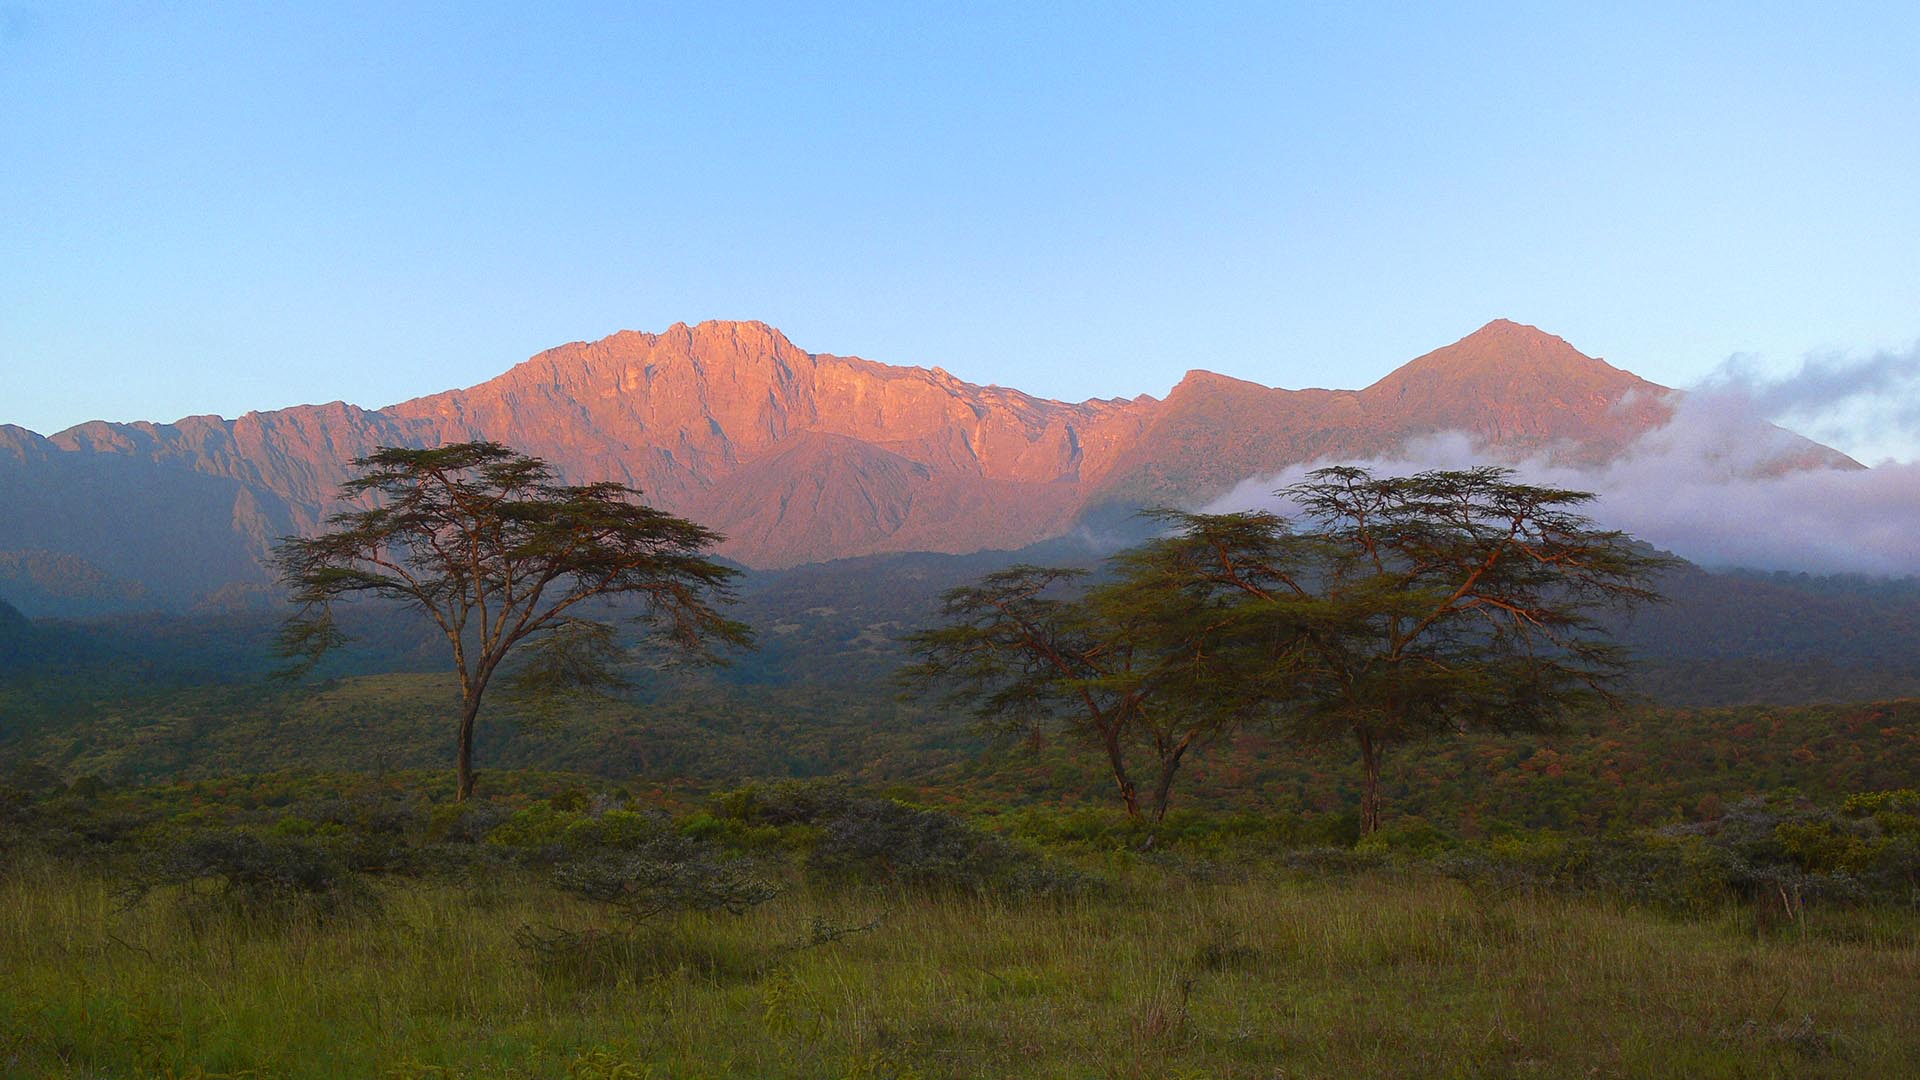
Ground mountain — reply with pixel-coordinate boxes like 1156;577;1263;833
0;319;1854;614
1084;321;1679;508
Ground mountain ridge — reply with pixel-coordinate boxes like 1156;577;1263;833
0;319;1856;614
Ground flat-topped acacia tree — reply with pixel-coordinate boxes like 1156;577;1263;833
1148;466;1675;834
898;563;1245;823
274;441;751;800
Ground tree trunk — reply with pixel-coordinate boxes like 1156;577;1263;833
455;692;482;802
1358;731;1382;837
1150;737;1194;823
1103;726;1140;821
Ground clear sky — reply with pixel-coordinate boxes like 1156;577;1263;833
4;3;1918;459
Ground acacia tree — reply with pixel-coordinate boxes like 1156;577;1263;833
275;442;751;800
900;567;1142;816
1152;466;1674;835
899;563;1239;823
1079;519;1305;818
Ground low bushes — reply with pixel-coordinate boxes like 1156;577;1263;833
550;827;780;922
1435;791;1920;918
810;795;1101;901
711;779;1102;901
4;766;1915;931
119;827;379;922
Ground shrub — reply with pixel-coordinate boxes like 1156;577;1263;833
711;779;858;828
122;828;378;921
550;829;779;922
1353;817;1457;857
425;800;512;844
1662;796;1875;907
707;780;1099;900
1432;792;1920;914
676;810;791;852
808;796;1099;901
18;792;153;862
484;802;588;858
1280;845;1390;878
562;808;666;852
0;765;58;845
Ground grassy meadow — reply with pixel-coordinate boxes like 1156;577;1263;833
5;651;1919;1079
2;775;1917;1079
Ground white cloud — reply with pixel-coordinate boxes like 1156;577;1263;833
1206;368;1920;576
1698;343;1920;464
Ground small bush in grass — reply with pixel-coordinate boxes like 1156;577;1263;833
551;830;780;922
709;779;1100;900
0;763;64;835
1660;795;1886;911
1281;845;1389;878
711;778;859;828
1138;848;1251;885
676;809;794;851
1353;816;1457;857
483;801;588;860
0;772;48;856
122;828;378;922
561;807;666;852
424;799;511;844
520;825;779;985
514;799;771;928
808;796;1100;901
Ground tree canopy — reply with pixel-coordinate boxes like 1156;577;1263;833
903;466;1673;832
275;441;751;800
899;566;1146;817
1165;466;1674;832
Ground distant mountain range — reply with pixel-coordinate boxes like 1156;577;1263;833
0;318;1854;615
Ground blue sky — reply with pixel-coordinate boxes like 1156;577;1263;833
4;3;1917;459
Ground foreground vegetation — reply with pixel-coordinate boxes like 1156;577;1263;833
8;674;1917;837
3;773;1917;1078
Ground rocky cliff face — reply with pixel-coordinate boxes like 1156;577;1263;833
368;320;1155;563
0;319;1854;613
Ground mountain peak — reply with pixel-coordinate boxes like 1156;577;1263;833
1469;317;1549;337
1354;319;1673;456
1437;318;1585;366
1367;318;1651;391
1172;368;1270;392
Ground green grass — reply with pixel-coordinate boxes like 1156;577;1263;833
3;853;1916;1079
